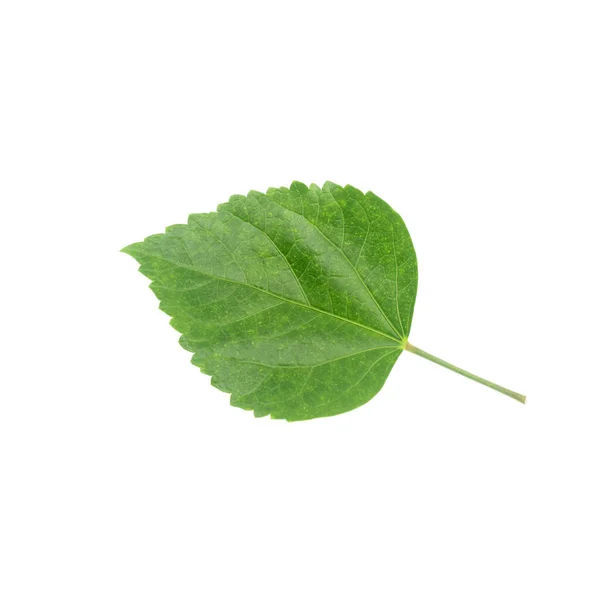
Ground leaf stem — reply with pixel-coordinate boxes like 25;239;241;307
403;341;526;404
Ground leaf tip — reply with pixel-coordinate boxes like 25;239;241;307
120;243;137;256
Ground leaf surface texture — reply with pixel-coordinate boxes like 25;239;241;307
123;181;418;420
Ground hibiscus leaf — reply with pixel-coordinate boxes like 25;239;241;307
122;181;525;421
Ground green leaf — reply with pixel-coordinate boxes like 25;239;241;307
122;181;417;420
123;180;526;420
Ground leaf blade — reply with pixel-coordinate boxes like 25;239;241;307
123;181;418;420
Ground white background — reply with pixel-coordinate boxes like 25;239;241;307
1;1;599;599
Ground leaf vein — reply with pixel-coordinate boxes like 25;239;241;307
271;199;402;339
135;248;402;344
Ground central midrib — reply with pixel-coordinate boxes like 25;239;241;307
146;251;403;345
